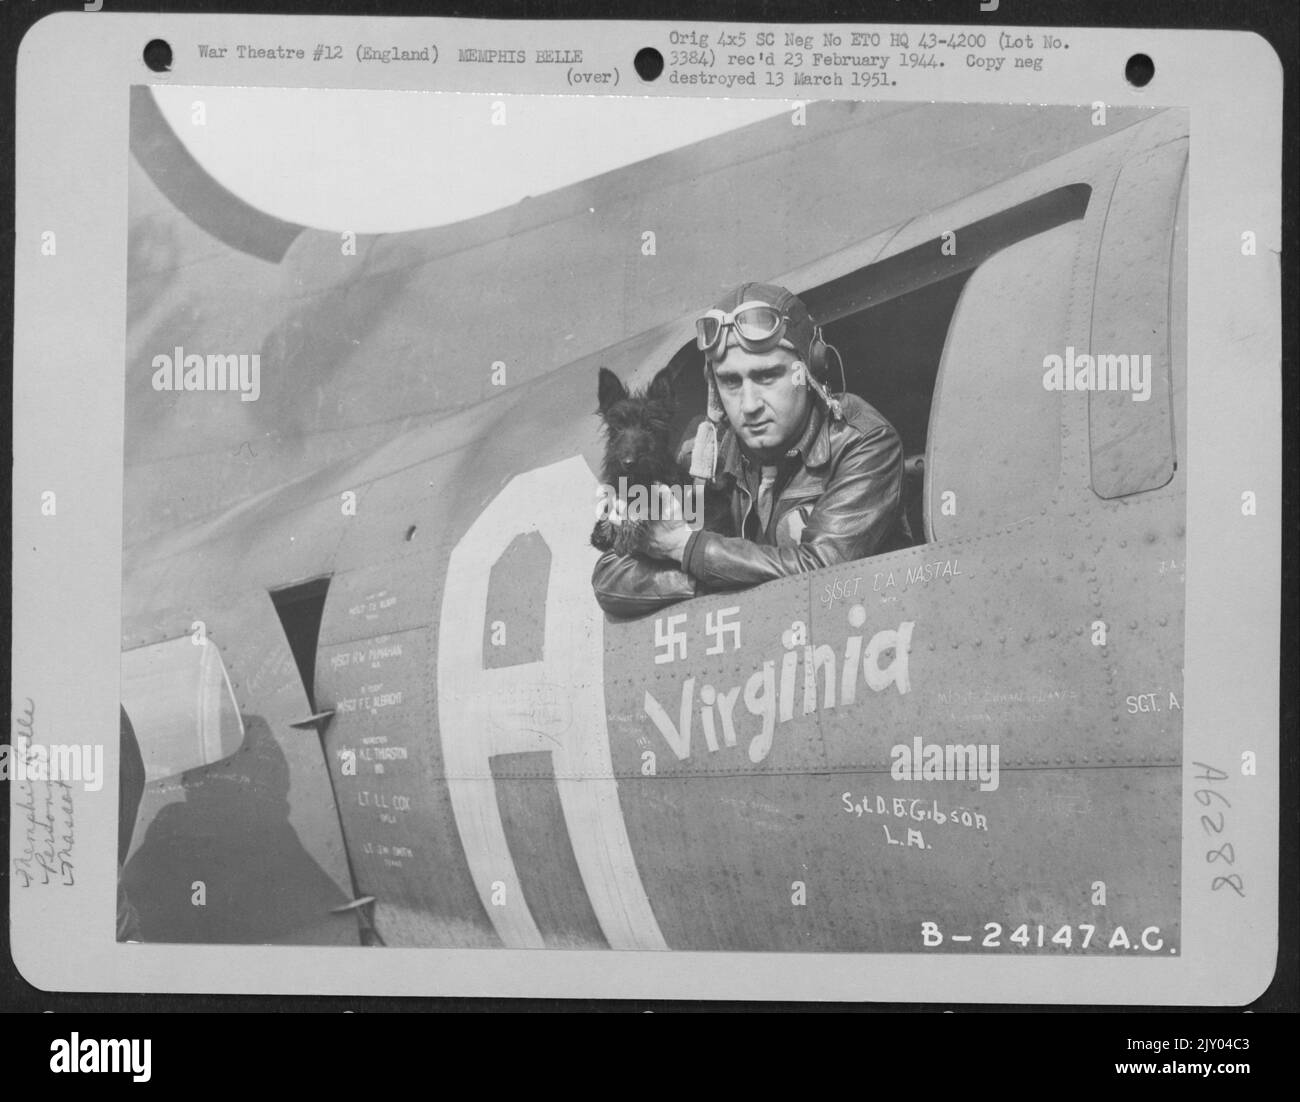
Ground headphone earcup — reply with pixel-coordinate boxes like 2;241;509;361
808;332;828;377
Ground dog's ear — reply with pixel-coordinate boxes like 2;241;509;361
645;369;674;404
597;367;627;412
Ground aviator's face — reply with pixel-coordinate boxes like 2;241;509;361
712;344;811;458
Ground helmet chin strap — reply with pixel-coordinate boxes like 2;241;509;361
689;419;719;481
691;361;724;480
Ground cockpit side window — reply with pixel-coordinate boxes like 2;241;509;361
120;633;246;782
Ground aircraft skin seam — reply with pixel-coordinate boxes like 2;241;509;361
123;485;1177;645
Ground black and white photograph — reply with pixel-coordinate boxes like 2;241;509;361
114;86;1189;953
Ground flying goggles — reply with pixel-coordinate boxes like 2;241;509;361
695;301;796;358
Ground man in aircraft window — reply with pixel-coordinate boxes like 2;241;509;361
592;282;906;617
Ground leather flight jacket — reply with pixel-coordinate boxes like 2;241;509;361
592;393;906;618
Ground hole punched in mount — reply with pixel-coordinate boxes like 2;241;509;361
1125;53;1155;88
143;39;173;73
634;47;664;82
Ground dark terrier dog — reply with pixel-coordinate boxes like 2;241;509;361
591;366;688;556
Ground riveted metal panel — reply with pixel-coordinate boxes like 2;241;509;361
798;764;1179;952
490;753;609;949
318;448;469;645
142;478;353;603
320;355;608;649
482;533;550;668
605;572;827;779
1069;493;1185;762
315;625;499;947
604;762;1176;952
602;506;1180;949
810;522;1145;769
603;576;842;950
318;557;438;646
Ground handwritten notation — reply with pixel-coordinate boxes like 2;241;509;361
11;698;77;889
